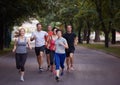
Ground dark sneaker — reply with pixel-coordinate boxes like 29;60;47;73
55;76;60;82
60;71;64;76
47;65;50;71
39;68;44;72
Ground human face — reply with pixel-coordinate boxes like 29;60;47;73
48;25;52;31
53;28;57;35
57;31;62;38
67;25;72;33
37;24;42;31
19;28;25;36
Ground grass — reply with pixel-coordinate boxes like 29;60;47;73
81;44;120;58
0;42;14;56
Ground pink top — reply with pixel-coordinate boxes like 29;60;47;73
49;38;55;51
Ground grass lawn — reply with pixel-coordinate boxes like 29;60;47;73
81;44;120;58
0;42;14;56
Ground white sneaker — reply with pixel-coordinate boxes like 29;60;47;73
20;76;24;82
70;67;75;71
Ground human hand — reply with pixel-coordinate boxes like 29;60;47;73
59;42;64;46
12;48;16;53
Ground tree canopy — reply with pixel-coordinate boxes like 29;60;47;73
0;0;120;50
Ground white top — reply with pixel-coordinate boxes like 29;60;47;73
32;31;48;47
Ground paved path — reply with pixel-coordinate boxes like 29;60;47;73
0;46;120;85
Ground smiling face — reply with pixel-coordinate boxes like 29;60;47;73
57;30;62;38
37;24;42;31
48;25;52;31
19;28;25;36
53;28;57;35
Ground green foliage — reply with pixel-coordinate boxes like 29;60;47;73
0;0;120;50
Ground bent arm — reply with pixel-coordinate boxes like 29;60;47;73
27;38;32;49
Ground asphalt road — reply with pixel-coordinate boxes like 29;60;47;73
0;46;120;85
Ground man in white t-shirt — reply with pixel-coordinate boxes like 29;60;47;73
31;23;48;72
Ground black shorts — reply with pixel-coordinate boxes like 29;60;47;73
66;49;75;57
35;45;45;56
45;48;50;54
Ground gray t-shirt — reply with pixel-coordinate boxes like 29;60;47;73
55;37;67;54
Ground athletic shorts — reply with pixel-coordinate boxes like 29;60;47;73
35;45;45;56
45;48;50;54
66;49;75;57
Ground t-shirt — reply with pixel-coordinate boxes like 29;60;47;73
55;37;67;54
32;31;48;47
63;32;76;49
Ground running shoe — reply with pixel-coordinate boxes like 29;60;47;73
55;76;60;82
39;68;44;72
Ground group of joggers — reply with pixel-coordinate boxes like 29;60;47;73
12;23;77;82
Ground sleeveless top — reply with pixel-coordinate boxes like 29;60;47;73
49;36;55;51
16;37;27;54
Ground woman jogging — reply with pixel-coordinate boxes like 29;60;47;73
49;27;58;72
12;28;32;81
54;29;68;82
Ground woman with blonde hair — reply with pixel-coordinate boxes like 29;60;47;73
12;28;32;81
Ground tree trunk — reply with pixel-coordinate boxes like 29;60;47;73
86;20;91;44
94;0;109;47
110;0;116;44
111;29;116;44
0;24;4;50
104;30;109;48
94;30;100;42
83;29;87;41
78;26;82;43
5;26;11;48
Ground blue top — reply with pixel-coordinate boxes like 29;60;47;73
16;37;27;54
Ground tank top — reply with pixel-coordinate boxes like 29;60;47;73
16;37;27;54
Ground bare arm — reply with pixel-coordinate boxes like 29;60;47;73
27;38;32;50
30;36;35;41
59;40;69;49
12;38;17;52
74;36;78;46
63;42;69;49
30;32;36;41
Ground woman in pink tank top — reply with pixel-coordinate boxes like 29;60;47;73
49;27;58;73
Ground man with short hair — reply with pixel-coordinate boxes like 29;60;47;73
31;23;48;72
63;25;77;71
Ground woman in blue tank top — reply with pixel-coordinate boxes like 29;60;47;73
12;28;32;82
